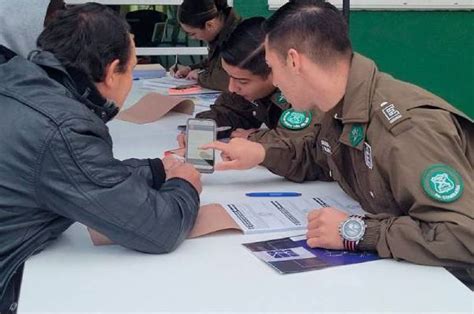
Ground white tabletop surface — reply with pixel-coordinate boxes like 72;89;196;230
19;83;474;313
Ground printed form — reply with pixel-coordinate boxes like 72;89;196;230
223;196;364;234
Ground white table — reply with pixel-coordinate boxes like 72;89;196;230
18;83;473;313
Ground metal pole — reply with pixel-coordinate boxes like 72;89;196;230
343;0;350;26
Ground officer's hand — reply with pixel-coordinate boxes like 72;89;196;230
306;207;348;250
170;65;191;78
200;138;265;171
231;128;258;139
186;69;200;81
177;132;186;148
167;163;202;194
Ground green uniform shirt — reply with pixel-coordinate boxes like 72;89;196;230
261;53;474;267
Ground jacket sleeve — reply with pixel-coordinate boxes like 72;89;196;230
249;122;314;144
358;109;474;267
121;158;166;190
36;118;200;254
196;92;263;131
259;124;332;183
190;58;208;71
197;56;229;92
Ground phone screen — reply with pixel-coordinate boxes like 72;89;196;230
186;119;216;173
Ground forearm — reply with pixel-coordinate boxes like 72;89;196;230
40;131;199;254
121;158;165;189
189;58;207;70
117;178;200;253
359;213;474;267
260;132;331;183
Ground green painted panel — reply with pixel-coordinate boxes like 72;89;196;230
350;11;473;119
234;0;473;118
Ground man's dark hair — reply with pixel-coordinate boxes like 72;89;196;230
44;0;66;27
178;0;229;29
37;3;131;83
221;17;270;78
263;0;352;65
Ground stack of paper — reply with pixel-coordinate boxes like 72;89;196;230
133;64;166;80
142;76;221;96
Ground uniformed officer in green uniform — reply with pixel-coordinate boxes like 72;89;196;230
202;1;473;268
179;17;316;167
170;0;241;91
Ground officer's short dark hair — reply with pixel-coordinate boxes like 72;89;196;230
263;0;352;65
37;3;131;83
221;17;270;79
178;0;229;29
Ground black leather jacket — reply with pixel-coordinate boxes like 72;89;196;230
0;47;200;298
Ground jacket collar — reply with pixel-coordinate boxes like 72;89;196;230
339;53;378;124
332;53;379;150
29;50;119;123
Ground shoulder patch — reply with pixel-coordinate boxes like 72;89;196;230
280;109;312;130
376;102;413;136
421;164;464;203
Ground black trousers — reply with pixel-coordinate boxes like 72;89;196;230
0;264;24;314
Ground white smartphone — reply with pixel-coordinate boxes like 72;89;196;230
185;118;216;173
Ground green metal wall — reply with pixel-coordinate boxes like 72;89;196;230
234;1;474;118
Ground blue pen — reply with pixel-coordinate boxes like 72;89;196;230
246;192;302;197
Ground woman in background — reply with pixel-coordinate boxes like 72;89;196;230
170;0;240;91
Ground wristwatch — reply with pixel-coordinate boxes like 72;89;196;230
339;215;366;251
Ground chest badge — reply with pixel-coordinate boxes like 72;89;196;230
280;109;312;130
363;142;373;169
421;164;464;203
349;124;364;147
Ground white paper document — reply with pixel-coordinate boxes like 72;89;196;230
222;196;364;234
141;76;220;95
142;75;197;89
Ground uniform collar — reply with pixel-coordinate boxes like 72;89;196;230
269;88;286;104
339;53;378;124
336;53;379;150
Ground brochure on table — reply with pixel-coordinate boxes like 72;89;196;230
244;234;380;274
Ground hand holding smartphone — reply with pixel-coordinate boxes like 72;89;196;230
185;118;216;173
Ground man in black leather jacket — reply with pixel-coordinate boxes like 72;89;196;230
0;4;202;312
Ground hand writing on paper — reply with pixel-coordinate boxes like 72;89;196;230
186;69;200;81
200;138;265;171
306;207;348;250
167;163;202;194
170;65;191;78
231;128;258;139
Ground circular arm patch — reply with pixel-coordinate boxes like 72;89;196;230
421;164;464;203
279;109;312;130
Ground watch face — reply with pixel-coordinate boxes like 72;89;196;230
342;219;365;241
